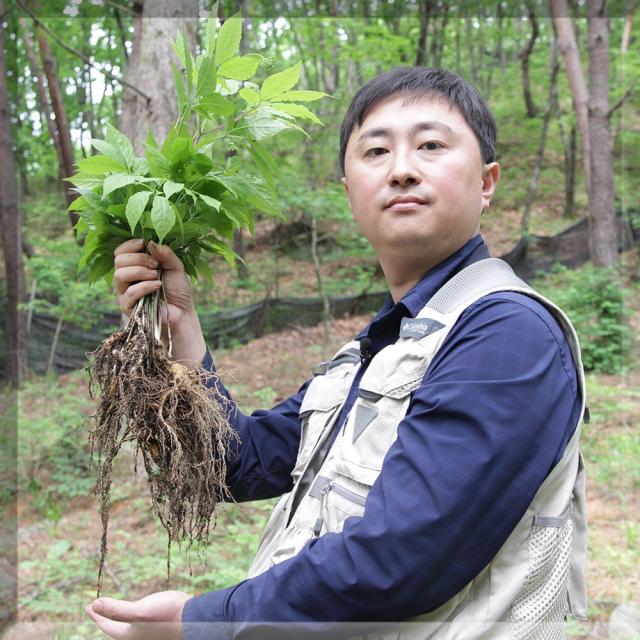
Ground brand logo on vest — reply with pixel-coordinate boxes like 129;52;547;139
400;317;445;339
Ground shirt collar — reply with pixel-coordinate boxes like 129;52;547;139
356;234;486;339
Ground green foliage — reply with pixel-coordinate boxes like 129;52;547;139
533;264;635;374
68;17;330;285
18;370;95;521
23;235;114;330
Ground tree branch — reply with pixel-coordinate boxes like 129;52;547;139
608;82;635;117
16;0;150;103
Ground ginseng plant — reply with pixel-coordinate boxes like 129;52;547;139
67;16;329;594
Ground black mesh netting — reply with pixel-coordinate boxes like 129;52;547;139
14;291;388;375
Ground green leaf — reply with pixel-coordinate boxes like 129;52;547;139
172;30;187;67
172;61;187;113
182;32;195;96
90;139;118;161
78;233;100;271
125;191;152;233
68;195;90;212
239;87;260;105
218;55;261;81
215;14;242;65
194;255;214;283
105;123;135;170
193;153;213;173
196;94;235;116
146;144;170;178
163;181;184;199
132;156;149;175
247;185;283;218
261;61;301;100
75;155;127;176
243;107;292;140
205;15;218;54
102;173;138;199
88;253;115;285
275;90;328;102
198;193;221;210
203;237;236;267
150;196;176;244
196;54;217;98
167;138;195;171
66;173;106;189
243;140;279;188
271;102;323;125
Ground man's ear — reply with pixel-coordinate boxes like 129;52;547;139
481;162;500;211
340;176;348;195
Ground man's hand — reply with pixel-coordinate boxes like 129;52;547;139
114;239;193;329
113;239;207;367
85;590;193;640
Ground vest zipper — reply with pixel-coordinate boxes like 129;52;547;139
312;481;367;537
313;482;333;537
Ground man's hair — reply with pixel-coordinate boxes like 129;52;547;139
338;67;497;174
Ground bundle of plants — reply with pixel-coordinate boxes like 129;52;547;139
67;15;329;594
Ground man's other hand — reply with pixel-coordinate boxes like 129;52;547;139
85;590;193;640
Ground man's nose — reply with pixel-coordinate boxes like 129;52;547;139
388;152;421;186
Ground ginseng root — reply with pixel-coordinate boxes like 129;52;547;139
87;295;236;595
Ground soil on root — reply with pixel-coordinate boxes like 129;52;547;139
87;305;236;596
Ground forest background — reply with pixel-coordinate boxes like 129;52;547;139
0;0;639;638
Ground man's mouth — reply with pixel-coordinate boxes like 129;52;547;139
385;196;427;210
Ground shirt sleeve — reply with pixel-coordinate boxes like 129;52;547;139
200;346;310;503
184;293;581;627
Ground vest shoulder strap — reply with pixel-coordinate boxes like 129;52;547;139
425;257;531;315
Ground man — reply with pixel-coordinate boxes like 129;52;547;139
86;67;587;639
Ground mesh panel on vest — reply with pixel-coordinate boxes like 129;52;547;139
427;259;530;314
510;521;573;639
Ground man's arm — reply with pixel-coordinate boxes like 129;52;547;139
182;293;581;627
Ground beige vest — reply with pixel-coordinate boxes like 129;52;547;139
248;259;588;639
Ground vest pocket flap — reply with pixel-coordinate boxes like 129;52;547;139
334;455;381;487
359;343;431;399
299;366;354;415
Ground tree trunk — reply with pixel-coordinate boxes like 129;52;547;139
118;0;199;153
20;18;63;166
113;6;130;62
520;2;539;118
521;37;560;236
81;19;98;154
455;17;461;74
587;0;617;266
550;0;591;194
621;0;633;53
465;12;479;87
222;0;250;280
433;6;449;69
612;0;633;144
36;26;79;224
0;7;27;385
415;0;431;67
559;120;577;217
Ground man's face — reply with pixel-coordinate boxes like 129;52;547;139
341;93;499;272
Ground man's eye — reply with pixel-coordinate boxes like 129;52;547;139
421;141;442;151
365;147;387;157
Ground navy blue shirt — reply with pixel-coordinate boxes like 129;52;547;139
183;235;580;630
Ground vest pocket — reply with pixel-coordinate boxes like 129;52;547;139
510;503;573;638
310;472;369;536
